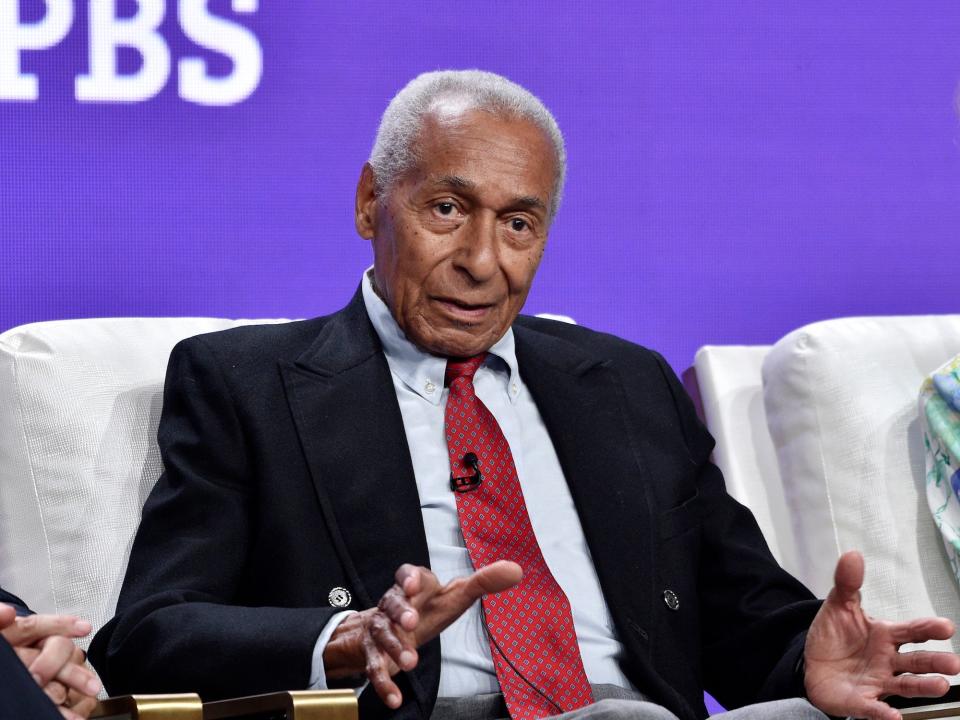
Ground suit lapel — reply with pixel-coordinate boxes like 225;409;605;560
280;291;431;606
281;291;436;717
513;324;657;669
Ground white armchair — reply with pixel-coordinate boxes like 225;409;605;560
0;318;293;635
0;317;356;719
688;315;960;659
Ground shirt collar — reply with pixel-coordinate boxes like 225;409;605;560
361;268;521;406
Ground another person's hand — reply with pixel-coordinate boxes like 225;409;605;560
804;551;960;720
323;560;522;709
0;603;102;720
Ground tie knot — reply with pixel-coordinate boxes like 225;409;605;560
444;354;487;387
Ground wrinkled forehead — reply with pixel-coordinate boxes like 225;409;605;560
417;104;553;154
407;109;557;192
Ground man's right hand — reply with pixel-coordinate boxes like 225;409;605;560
323;560;522;709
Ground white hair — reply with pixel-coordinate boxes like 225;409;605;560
369;69;567;219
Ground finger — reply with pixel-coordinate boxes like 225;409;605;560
890;617;957;645
854;699;901;720
2;615;91;646
14;645;40;667
886;673;952;698
59;709;85;720
67;691;98;719
369;613;417;671
29;635;76;686
462;561;523;598
394;564;424;597
0;604;16;630
361;629;402;709
71;645;86;665
895;650;960;677
428;561;523;633
828;550;864;606
54;659;101;698
378;587;419;631
30;637;102;697
43;679;68;706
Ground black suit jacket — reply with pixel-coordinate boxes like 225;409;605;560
90;289;819;720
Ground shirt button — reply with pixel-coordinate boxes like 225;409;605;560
425;381;436;395
511;383;518;395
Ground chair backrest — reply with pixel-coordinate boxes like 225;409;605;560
692;315;960;655
690;346;797;574
0;317;289;645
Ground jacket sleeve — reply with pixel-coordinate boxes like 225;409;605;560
89;336;337;700
651;352;820;709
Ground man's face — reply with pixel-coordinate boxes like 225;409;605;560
355;109;557;358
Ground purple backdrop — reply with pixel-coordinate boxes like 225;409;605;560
5;2;959;713
3;0;960;375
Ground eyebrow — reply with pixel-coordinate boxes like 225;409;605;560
431;175;476;191
513;195;547;212
430;175;548;213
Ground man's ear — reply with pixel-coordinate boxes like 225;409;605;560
355;163;379;240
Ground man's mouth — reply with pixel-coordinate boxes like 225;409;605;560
433;297;496;322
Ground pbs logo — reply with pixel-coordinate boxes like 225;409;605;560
2;0;263;105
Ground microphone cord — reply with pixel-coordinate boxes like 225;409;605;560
481;604;565;714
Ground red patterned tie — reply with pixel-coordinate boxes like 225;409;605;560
444;354;594;720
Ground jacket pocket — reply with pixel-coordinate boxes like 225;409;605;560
658;490;700;540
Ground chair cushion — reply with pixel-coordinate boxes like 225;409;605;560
762;315;960;652
0;318;288;644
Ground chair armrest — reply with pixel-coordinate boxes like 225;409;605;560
203;689;357;720
91;693;203;719
900;702;960;719
894;685;960;719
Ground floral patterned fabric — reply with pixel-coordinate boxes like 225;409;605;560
923;353;960;584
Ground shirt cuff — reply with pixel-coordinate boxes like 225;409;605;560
308;610;359;690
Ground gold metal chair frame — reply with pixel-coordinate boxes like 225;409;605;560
90;689;357;720
92;693;202;720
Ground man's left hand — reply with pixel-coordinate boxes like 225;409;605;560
804;551;960;720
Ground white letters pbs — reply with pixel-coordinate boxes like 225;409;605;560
0;0;263;105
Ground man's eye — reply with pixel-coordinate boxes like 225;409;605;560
510;218;528;232
436;202;456;216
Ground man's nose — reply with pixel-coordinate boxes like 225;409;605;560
455;213;499;282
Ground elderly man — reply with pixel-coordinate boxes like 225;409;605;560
90;71;958;720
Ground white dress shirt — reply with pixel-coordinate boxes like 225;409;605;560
310;271;634;696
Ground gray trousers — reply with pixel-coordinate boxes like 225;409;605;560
430;684;828;720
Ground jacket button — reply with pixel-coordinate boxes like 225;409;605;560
328;587;352;608
663;589;680;611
